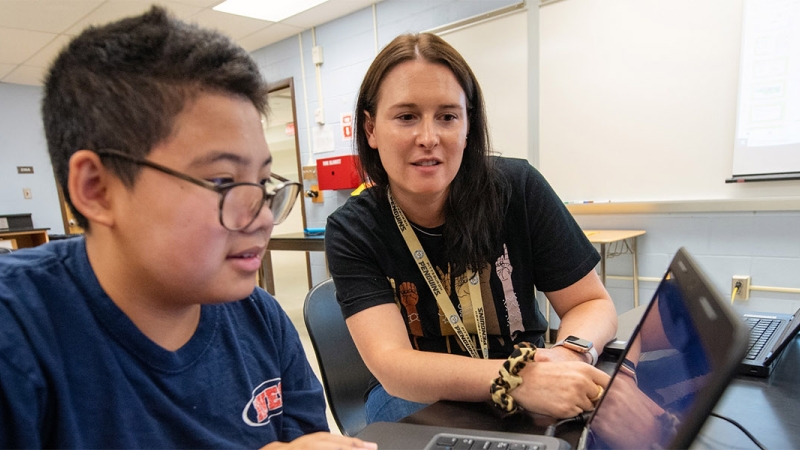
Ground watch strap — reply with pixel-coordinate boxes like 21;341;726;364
587;346;598;366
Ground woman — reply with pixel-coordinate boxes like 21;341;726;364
325;32;618;424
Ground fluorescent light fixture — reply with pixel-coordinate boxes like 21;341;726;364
213;0;329;22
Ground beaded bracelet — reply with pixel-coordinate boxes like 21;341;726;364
489;342;537;414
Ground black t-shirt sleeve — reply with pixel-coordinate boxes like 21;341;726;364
325;194;399;319
502;158;600;292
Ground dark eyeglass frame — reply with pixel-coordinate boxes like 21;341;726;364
95;148;301;230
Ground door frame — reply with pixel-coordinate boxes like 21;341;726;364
265;77;313;289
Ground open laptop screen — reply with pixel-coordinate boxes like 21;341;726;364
583;249;748;450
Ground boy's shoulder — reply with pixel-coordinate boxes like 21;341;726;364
0;238;86;287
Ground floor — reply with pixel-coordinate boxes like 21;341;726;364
269;250;341;435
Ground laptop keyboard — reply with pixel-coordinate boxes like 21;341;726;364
425;433;548;450
744;316;780;360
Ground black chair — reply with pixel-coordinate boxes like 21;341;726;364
303;278;374;437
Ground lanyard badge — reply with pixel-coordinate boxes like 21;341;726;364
388;190;489;359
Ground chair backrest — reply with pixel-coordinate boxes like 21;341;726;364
303;278;373;437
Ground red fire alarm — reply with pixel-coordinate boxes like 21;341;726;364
316;155;361;191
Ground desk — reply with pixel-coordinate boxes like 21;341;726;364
359;340;800;449
0;228;49;249
258;232;325;294
584;229;645;307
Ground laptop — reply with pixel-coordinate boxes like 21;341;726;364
738;307;800;377
607;301;800;379
356;248;749;449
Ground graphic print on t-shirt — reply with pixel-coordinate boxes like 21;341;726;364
496;243;523;338
399;281;423;336
242;378;283;426
389;256;507;354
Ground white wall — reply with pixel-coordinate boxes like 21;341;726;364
0;83;64;234
3;0;798;318
568;211;800;316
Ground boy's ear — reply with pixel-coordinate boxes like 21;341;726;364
67;150;116;228
364;112;378;149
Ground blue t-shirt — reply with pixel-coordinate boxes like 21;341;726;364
0;237;327;448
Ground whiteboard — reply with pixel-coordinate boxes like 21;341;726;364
438;9;528;160
540;0;800;203
731;0;800;179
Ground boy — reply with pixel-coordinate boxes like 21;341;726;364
0;6;374;449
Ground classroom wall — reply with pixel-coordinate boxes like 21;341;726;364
573;211;800;315
535;0;800;327
0;0;520;246
2;1;798;320
251;0;800;318
0;83;64;234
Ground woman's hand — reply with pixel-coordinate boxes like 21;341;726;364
260;432;378;450
511;360;610;418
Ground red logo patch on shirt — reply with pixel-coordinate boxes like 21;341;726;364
242;378;283;426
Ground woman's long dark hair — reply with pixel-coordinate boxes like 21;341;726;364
354;33;509;274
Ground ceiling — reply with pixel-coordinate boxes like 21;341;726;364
0;0;378;87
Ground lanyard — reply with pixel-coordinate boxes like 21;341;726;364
388;190;488;359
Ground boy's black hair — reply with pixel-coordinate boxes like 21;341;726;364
42;6;269;230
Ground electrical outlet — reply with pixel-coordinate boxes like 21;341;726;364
731;275;751;301
23;188;32;199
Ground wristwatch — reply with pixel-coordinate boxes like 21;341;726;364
552;335;598;365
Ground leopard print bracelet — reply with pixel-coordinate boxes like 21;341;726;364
489;342;537;414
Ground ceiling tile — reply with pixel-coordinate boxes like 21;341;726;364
0;0;102;34
188;9;273;41
237;23;304;53
0;28;58;65
2;64;48;86
25;34;73;68
0;63;16;80
0;0;383;87
282;0;375;29
65;1;203;36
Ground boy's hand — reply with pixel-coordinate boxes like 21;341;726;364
260;432;378;449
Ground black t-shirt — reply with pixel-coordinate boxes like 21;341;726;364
325;157;599;358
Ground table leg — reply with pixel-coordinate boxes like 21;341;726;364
632;237;639;308
600;243;607;285
259;250;276;295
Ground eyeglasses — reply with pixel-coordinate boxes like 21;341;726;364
96;149;301;231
